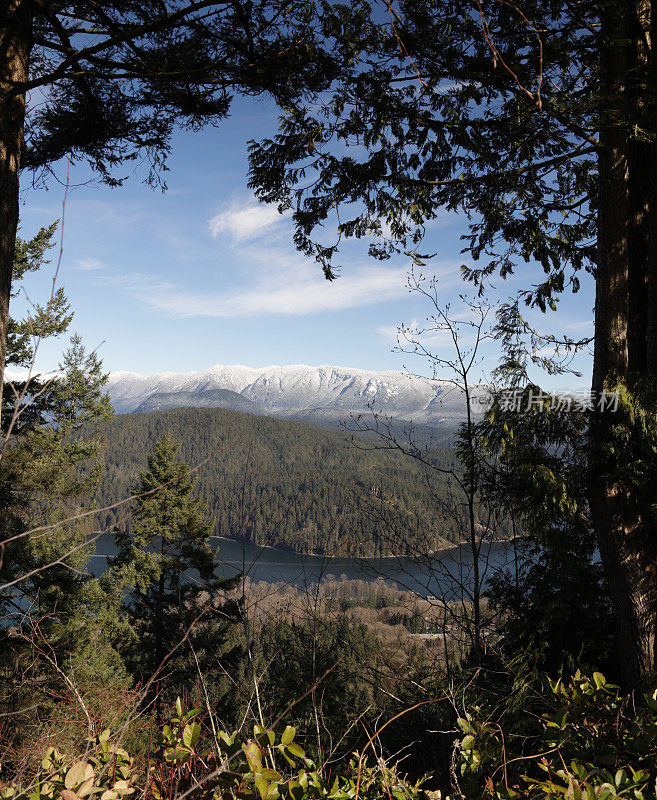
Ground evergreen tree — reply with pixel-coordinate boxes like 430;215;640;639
1;334;113;618
0;227;127;755
109;435;239;710
476;385;614;675
248;0;657;684
1;225;114;631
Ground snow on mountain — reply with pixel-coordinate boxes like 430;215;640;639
107;363;480;423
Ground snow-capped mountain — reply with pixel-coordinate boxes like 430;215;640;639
107;363;480;424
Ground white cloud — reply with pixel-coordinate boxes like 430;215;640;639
378;323;402;344
111;262;412;318
105;227;464;320
208;200;282;242
563;318;594;331
75;257;104;271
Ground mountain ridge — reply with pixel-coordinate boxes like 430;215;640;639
107;363;481;424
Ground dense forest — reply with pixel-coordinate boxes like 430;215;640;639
94;407;459;556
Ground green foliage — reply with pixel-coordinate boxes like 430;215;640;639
0;227;126;774
456;671;657;799
593;375;657;538
110;433;218;596
1;700;433;800
95;406;460;557
19;2;343;187
474;386;613;673
8;222;72;370
222;612;446;783
229;617;383;758
248;0;601;308
106;435;240;703
2;225;113;565
1;332;114;623
2;729;136;800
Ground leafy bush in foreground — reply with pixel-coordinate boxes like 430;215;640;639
456;671;657;799
1;698;432;800
7;672;656;800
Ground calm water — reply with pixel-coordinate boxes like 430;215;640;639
92;534;518;599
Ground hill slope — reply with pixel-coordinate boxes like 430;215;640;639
134;388;263;415
95;407;462;557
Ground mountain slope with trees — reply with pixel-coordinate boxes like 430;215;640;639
95;406;460;557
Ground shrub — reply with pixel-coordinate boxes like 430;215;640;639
1;699;433;800
456;671;657;799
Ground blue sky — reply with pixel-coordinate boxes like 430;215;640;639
15;95;595;392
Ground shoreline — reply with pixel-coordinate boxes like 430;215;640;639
209;534;520;563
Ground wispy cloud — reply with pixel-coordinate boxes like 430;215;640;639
75;257;104;271
208;199;282;242
105;207;465;320
563;318;594;331
378;323;402;344
106;262;414;318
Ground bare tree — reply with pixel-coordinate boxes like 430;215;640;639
350;272;517;665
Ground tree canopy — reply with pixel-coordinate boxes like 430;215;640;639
249;0;601;307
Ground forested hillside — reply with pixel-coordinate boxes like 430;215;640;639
94;407;459;556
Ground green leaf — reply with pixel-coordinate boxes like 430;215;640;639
183;723;200;749
77;777;95;798
281;725;296;746
254;774;268;799
593;672;606;690
289;781;304;800
175;697;183;717
457;718;474;735
243;741;263;773
280;750;298;767
254;725;275;747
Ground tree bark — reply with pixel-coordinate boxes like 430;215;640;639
0;0;31;426
590;0;657;687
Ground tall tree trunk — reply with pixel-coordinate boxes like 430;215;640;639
0;0;31;426
628;0;656;373
590;0;657;687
